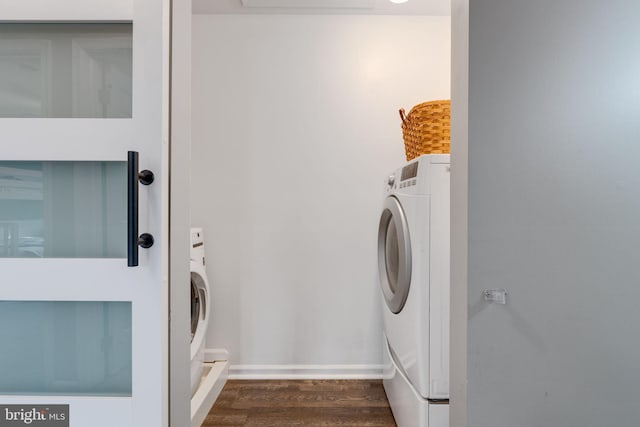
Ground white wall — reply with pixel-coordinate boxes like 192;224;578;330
192;14;450;375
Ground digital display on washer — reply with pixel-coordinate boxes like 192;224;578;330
400;162;419;181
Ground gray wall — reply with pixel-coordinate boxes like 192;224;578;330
457;0;640;425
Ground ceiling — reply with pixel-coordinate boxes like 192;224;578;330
192;0;451;16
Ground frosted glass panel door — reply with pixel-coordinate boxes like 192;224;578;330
0;24;132;118
0;301;131;396
0;0;168;426
0;161;126;258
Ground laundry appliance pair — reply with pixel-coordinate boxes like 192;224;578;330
378;154;450;427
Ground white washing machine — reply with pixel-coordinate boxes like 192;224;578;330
190;227;211;397
377;154;450;426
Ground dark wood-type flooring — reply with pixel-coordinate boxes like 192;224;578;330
203;380;397;427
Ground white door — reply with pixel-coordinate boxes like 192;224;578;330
0;1;169;426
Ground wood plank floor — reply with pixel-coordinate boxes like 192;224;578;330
203;380;397;427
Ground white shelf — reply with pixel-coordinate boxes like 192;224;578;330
190;361;229;427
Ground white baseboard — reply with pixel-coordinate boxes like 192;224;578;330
204;348;229;362
228;364;384;380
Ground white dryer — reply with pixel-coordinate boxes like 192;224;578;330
190;227;211;396
378;154;450;426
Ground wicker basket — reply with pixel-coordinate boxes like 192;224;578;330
399;100;450;160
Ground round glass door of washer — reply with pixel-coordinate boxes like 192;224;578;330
377;196;411;314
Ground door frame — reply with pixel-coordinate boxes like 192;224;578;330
168;0;192;425
450;0;469;426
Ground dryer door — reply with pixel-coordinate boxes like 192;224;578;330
378;195;411;314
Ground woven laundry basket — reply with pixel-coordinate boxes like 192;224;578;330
399;100;450;161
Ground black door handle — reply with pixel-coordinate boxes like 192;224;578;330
128;151;155;267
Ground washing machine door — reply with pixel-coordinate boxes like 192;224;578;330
190;271;208;347
190;276;202;341
378;195;411;314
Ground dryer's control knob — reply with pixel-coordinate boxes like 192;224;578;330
387;175;395;186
